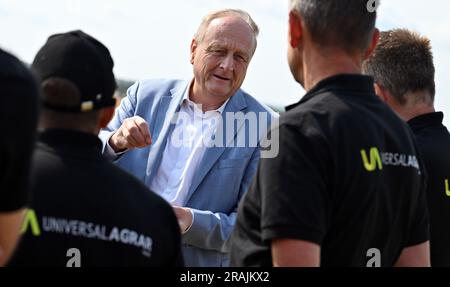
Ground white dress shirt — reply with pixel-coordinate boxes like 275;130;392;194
149;87;228;206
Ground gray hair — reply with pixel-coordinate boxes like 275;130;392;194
363;29;435;105
289;0;378;53
194;9;259;45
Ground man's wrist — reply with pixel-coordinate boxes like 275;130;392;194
104;132;128;160
108;133;126;153
182;209;194;235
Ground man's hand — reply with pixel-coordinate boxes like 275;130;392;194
172;206;193;234
109;116;152;152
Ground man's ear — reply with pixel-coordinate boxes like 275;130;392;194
364;28;380;60
190;38;197;65
288;11;303;48
99;105;115;129
374;83;389;103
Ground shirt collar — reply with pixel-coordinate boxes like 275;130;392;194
408;112;444;132
182;79;230;115
286;74;376;111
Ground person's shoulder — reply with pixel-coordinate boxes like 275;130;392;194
102;161;174;212
279;90;354;141
133;78;188;94
282;91;335;125
31;141;60;167
97;160;180;230
126;78;188;107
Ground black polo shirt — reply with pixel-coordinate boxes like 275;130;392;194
409;112;450;267
230;74;429;267
9;129;183;266
0;49;39;212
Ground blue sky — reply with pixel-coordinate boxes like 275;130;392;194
1;0;449;125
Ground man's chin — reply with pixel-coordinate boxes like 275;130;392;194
207;87;233;99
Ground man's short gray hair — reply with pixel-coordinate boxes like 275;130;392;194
194;9;259;45
289;0;378;53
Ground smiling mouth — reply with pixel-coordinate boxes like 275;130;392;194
213;74;230;81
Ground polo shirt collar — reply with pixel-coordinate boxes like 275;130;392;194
408;111;444;132
286;74;376;111
182;80;229;115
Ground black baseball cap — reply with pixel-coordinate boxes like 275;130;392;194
32;30;117;112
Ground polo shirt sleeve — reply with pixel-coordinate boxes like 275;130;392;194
406;159;430;247
260;121;332;245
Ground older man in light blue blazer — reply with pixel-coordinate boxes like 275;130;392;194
99;9;277;266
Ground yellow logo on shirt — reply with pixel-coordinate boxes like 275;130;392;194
361;147;383;172
446;179;450;197
21;209;41;236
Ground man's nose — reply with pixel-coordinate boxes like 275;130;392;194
220;54;234;71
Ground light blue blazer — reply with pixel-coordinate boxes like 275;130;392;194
99;79;276;266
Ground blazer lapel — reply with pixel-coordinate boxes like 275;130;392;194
144;82;188;187
184;90;248;204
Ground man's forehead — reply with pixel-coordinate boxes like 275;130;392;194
208;16;235;29
203;18;255;48
206;16;253;37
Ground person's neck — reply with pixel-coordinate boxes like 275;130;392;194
396;97;435;122
302;47;363;92
190;81;228;112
